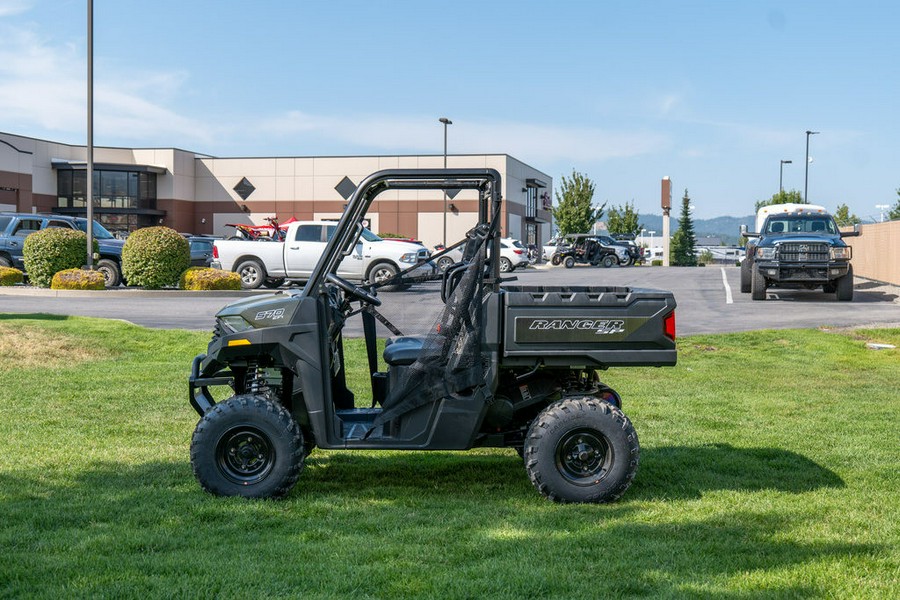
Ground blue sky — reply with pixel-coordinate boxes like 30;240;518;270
1;0;898;220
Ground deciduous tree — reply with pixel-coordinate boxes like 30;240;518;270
606;201;643;236
754;189;804;213
551;171;605;235
833;203;861;227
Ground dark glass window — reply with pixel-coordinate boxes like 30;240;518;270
57;169;157;212
295;225;322;242
526;187;537;218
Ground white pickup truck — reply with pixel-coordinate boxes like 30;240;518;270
211;221;435;289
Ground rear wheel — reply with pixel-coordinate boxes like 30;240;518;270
835;265;854;301
190;394;305;499
751;265;767;300
524;397;639;503
499;257;513;273
0;256;12;268
236;259;266;289
740;260;751;293
564;256;575;269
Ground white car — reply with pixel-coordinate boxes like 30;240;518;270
434;237;529;273
500;238;529;272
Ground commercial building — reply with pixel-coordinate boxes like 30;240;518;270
0;131;553;249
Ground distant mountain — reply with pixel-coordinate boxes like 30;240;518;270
627;214;755;245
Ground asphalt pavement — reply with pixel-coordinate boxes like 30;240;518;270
1;265;898;337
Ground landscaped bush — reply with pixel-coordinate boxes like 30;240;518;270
180;267;242;291
51;268;105;290
22;228;95;288
0;266;24;286
651;259;663;266
121;227;190;289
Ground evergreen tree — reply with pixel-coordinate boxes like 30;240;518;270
551;170;605;235
670;189;697;266
833;203;861;227
606;201;643;236
755;189;804;213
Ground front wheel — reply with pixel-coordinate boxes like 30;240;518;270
751;265;767;300
367;262;401;291
96;259;121;287
524;397;639;503
835;265;854;301
602;255;617;268
262;278;285;289
551;254;562;266
564;256;575;269
190;394;305;499
437;256;455;273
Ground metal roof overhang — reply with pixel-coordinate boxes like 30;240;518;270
51;159;167;174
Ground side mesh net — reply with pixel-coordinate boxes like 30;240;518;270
370;222;493;430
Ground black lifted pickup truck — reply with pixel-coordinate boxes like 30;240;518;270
740;204;860;301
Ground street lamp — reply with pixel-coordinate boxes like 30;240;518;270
779;159;792;194
804;130;819;203
875;204;889;223
439;117;452;247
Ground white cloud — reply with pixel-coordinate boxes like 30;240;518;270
257;111;670;164
0;0;32;18
0;22;212;146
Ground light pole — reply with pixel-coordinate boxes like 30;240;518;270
779;159;792;195
804;130;819;203
875;204;889;223
86;0;94;270
439;117;452;247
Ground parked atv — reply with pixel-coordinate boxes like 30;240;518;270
551;234;620;268
188;169;677;503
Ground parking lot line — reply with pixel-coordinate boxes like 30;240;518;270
720;267;734;304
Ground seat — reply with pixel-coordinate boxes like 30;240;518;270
811;221;825;232
383;336;426;366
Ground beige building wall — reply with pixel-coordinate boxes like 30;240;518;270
843;221;900;285
0;131;554;247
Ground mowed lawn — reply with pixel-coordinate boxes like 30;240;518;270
0;314;897;598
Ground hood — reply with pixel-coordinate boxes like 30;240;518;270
216;291;300;329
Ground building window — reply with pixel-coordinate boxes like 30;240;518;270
57;169;157;211
526;187;537;218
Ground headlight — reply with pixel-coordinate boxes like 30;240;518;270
399;252;417;264
830;247;851;260
756;247;776;260
220;315;253;333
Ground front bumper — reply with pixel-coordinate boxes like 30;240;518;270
755;261;850;283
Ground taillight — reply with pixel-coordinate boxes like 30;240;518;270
664;311;676;341
212;245;219;259
514;249;524;254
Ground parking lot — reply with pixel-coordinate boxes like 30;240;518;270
1;265;898;336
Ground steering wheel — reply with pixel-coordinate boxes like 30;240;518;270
326;273;381;306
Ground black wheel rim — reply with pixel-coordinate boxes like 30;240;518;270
555;428;612;486
215;426;275;485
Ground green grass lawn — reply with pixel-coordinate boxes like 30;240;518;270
0;314;898;598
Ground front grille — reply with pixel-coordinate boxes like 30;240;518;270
777;242;829;263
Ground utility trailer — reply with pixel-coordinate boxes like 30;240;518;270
188;169;677;503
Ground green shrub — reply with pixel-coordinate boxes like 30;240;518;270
121;227;190;289
22;228;95;288
180;267;242;291
51;268;106;290
651;259;663;267
0;266;24;286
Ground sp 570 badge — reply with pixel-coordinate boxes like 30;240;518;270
255;308;286;321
